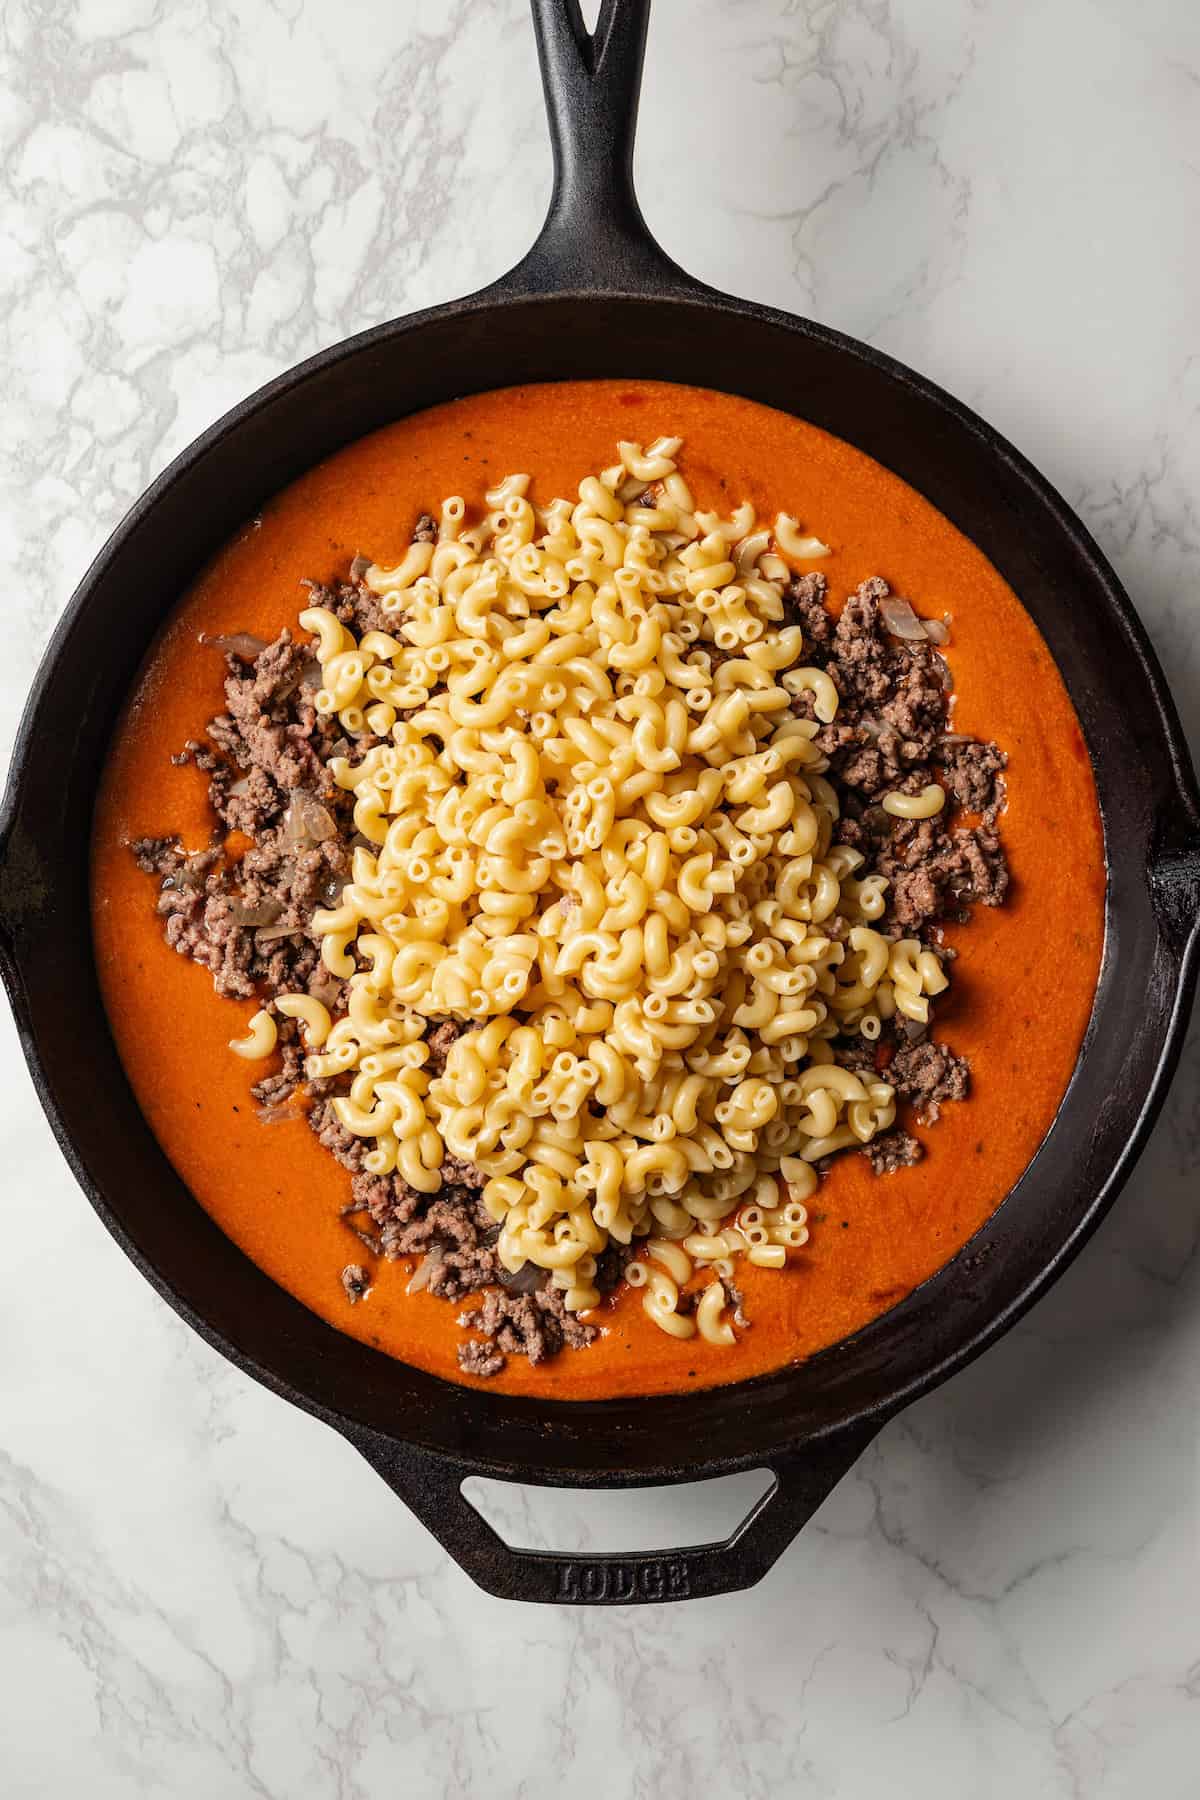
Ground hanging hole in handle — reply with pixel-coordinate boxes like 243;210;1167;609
500;0;700;299
461;1468;776;1555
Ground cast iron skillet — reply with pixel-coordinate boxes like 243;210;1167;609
1;0;1198;1605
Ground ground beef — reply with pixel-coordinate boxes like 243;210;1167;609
134;627;356;1002
594;1242;635;1294
826;577;894;706
457;1339;506;1378
383;1195;486;1258
310;1097;367;1171
881;862;942;932
349;1170;410;1224
339;1165;503;1305
831;1035;877;1077
863;1129;924;1175
458;1284;599;1369
786;574;1009;932
425;1019;465;1076
936;738;1007;821
878;819;1009;930
341;1263;370;1304
213;764;282;837
949;826;1009;909
208;629;338;796
808;591;947;791
440;1155;486;1190
169;736;222;772
782;571;833;645
723;1279;750;1330
425;1245;499;1303
249;1033;306;1109
888;1040;970;1124
321;578;394;640
132;835;186;877
145;854;256;999
878;658;945;760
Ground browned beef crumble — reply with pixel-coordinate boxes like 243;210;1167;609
341;1263;370;1304
249;1033;307;1111
457;1339;506;1378
593;1241;636;1295
131;626;355;1002
828;1035;878;1079
723;1278;750;1331
790;577;1009;928
131;552;1009;1377
863;1130;924;1176
877;818;1008;932
456;1284;599;1375
310;1095;366;1170
782;571;834;645
425;1019;467;1077
936;738;1007;818
440;1153;486;1190
887;1040;970;1125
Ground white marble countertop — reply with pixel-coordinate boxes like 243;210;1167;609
2;1;1198;1794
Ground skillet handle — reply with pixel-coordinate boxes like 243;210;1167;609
508;0;697;296
343;1421;878;1604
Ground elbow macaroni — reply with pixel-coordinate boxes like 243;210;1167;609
261;437;961;1345
230;1009;277;1060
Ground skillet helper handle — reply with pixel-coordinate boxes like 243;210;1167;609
513;0;692;295
345;1423;878;1604
0;797;30;1032
1151;817;1200;965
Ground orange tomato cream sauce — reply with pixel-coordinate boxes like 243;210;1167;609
92;381;1105;1399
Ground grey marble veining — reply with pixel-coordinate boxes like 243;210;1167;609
2;2;1198;1795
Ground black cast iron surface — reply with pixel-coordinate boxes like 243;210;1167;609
1;0;1198;1604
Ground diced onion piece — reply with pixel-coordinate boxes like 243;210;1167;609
255;921;301;943
498;1261;547;1295
878;595;928;641
282;791;337;846
406;1247;445;1294
203;632;268;659
227;896;285;928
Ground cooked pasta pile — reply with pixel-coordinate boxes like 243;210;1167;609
232;439;952;1338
